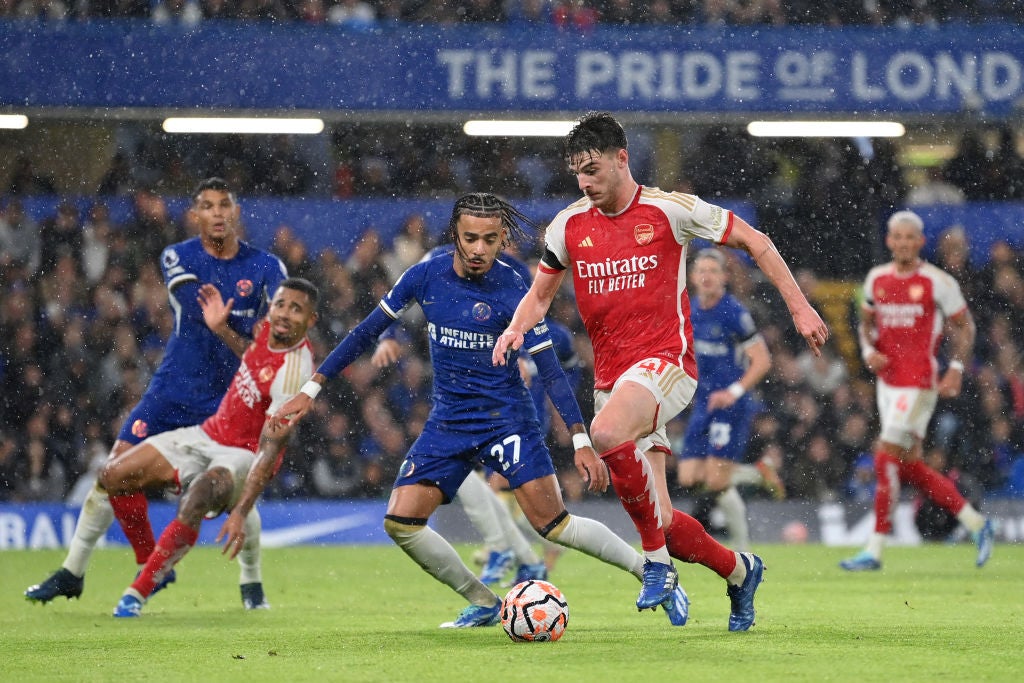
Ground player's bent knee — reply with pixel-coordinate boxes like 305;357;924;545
383;514;428;542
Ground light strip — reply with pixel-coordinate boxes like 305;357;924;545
463;120;576;137
0;114;28;130
747;121;905;138
162;117;325;135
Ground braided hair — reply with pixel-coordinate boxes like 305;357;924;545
447;192;539;253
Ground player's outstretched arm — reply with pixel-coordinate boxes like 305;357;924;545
216;420;294;560
723;218;829;356
493;269;565;366
197;283;249;358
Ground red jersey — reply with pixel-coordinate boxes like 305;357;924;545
201;322;314;452
862;260;967;389
541;186;733;390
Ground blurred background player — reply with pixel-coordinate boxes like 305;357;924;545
841;210;994;571
25;178;287;607
677;248;783;553
494;112;829;630
103;278;317;617
257;193;688;628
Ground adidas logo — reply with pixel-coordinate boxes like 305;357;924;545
578;236;594;247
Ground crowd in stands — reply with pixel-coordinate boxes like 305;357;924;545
1;181;1022;508
2;0;1022;26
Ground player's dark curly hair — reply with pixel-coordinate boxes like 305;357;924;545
563;112;628;164
447;192;539;251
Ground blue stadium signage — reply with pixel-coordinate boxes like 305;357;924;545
0;22;1021;116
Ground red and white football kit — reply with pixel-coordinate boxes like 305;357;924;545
863;260;967;391
541;186;741;578
148;322;314;499
541;185;734;391
861;260;970;536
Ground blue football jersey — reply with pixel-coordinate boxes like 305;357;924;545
689;292;759;400
149;237;288;417
388;254;548;427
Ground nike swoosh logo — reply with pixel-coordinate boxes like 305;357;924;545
260;513;378;547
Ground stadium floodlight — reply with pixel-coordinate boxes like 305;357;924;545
463;120;576;137
747;121;906;138
162;117;325;135
0;114;29;129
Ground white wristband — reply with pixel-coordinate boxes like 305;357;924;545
572;433;593;451
299;380;322;399
861;346;876;363
949;360;964;373
727;382;745;399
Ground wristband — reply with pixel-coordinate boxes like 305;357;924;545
727;382;745;399
299;380;322;399
949;360;964;373
572;433;593;451
861;346;876;363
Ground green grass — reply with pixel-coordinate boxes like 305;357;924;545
2;543;1021;682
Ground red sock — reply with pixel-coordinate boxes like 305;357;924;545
600;441;665;551
899;459;967;516
131;519;198;598
664;509;738;578
109;492;156;564
872;451;900;535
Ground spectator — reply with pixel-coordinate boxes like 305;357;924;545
0;198;41;276
7;155;57;195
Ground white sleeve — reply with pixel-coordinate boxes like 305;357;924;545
266;346;315;415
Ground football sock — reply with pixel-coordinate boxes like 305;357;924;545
899;458;970;519
663;508;738;579
873;451;900;535
63;482;115;577
957;506;986;533
689;490;716;531
502;490;562;567
237;507;262;585
726;552;754;587
545;514;645;579
384;517;496;606
716;486;750;552
865;532;886;558
490;490;542;566
109;491;156;564
730;463;763;487
601;441;668;559
456;473;507;551
131;519;198;599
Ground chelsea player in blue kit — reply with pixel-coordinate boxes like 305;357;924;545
267;193;688;628
25;178;287;609
677;249;781;552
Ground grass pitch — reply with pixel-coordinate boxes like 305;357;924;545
2;542;1021;682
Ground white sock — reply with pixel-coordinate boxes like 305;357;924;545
957;505;985;533
866;532;887;559
63;483;114;577
547;514;645;579
716;486;750;552
455;474;507;551
730;464;762;487
237;507;263;585
385;519;496;606
487;490;541;565
726;552;752;587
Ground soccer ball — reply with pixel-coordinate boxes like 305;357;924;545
500;579;569;642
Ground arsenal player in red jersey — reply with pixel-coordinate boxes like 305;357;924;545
841;210;994;572
493;112;827;630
